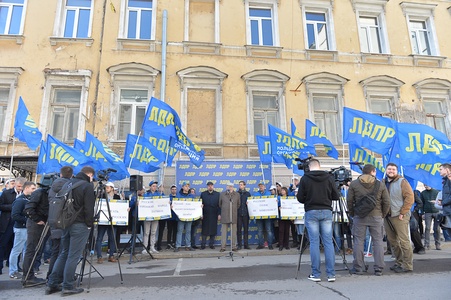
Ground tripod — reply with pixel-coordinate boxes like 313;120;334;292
76;225;104;287
118;200;154;263
22;221;50;287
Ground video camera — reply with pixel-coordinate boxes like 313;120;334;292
295;156;313;172
97;168;117;182
39;173;58;189
329;166;352;187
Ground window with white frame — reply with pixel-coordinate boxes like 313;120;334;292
300;0;335;51
125;0;154;40
242;70;289;143
185;0;219;43
50;88;81;142
108;63;159;141
303;72;347;145
0;0;26;35
401;2;439;56
245;1;279;46
39;70;91;143
177;66;227;144
360;75;404;121
62;0;93;38
0;67;22;141
117;89;148;140
414;78;451;138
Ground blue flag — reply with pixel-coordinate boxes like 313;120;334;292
383;136;402;168
170;132;205;168
268;124;316;168
304;119;339;159
36;141;47;174
397;122;451;166
124;134;165;173
143;131;178;167
343;107;396;155
83;132;130;180
403;163;442;190
46;135;92;174
73;139;85;152
141;97;180;139
14;97;42;150
256;135;273;163
348;143;385;180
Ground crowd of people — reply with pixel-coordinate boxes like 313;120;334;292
1;160;451;295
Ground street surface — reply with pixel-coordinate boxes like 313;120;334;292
1;243;450;299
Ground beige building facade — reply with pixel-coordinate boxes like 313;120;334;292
1;0;450;184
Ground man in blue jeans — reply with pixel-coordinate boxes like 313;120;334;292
45;166;96;296
297;159;340;282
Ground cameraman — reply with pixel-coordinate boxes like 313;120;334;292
296;159;340;282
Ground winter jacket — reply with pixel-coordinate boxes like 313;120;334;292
297;170;340;211
382;175;414;217
71;172;96;227
12;193;30;228
25;188;49;223
237;189;251;217
347;174;390;218
442;177;451;216
420;188;439;214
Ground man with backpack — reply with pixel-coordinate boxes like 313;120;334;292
347;164;390;276
46;166;95;296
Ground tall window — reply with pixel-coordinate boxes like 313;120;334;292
117;89;148;140
253;93;278;139
312;94;338;144
126;0;153;39
358;16;381;53
249;7;273;46
369;95;395;119
63;0;92;38
409;20;431;55
0;88;9;138
305;12;328;50
50;89;81;142
424;99;447;134
0;0;25;35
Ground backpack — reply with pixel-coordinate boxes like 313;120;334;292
48;180;85;229
353;180;380;218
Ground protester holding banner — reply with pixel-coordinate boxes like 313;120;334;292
382;163;414;274
219;182;240;252
253;183;274;250
237;181;251;250
142;181;162;254
95;182;120;264
200;182;220;250
174;182;195;252
297;159;340;282
278;187;291;251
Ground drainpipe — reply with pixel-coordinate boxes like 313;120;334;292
160;10;168;102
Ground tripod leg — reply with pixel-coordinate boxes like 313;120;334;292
295;225;307;279
23;222;49;285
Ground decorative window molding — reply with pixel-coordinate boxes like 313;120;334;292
0;67;23;141
360;75;404;120
242;69;289;143
107;63;160;141
303;72;348;145
177;66;228;144
39;69;92;142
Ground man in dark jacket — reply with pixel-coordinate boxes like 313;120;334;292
297;159;340;282
46;166;95;296
421;185;441;250
200;181;220;249
0;177;25;275
439;164;451;238
9;181;36;279
347;164;390;276
237;180;251;250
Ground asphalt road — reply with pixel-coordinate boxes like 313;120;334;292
1;244;450;300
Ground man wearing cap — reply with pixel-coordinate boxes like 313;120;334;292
200;182;220;249
174;182;195;252
95;182;120;263
142;181;161;253
219;182;240;252
253;183;274;250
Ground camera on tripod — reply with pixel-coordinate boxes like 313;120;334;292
295;156;313;172
97;168;117;182
39;173;58;189
330;166;352;187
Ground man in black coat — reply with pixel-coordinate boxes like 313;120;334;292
200;182;220;249
0;177;25;275
46;166;95;296
237;180;251;250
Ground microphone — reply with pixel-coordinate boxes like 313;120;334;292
107;168;117;173
349;162;364;165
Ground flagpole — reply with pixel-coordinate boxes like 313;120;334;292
128;130;143;170
159;148;170;191
260;161;265;183
9;137;16;179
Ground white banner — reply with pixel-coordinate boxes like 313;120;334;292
171;198;202;221
280;197;305;220
98;199;129;226
247;196;278;219
138;197;172;221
